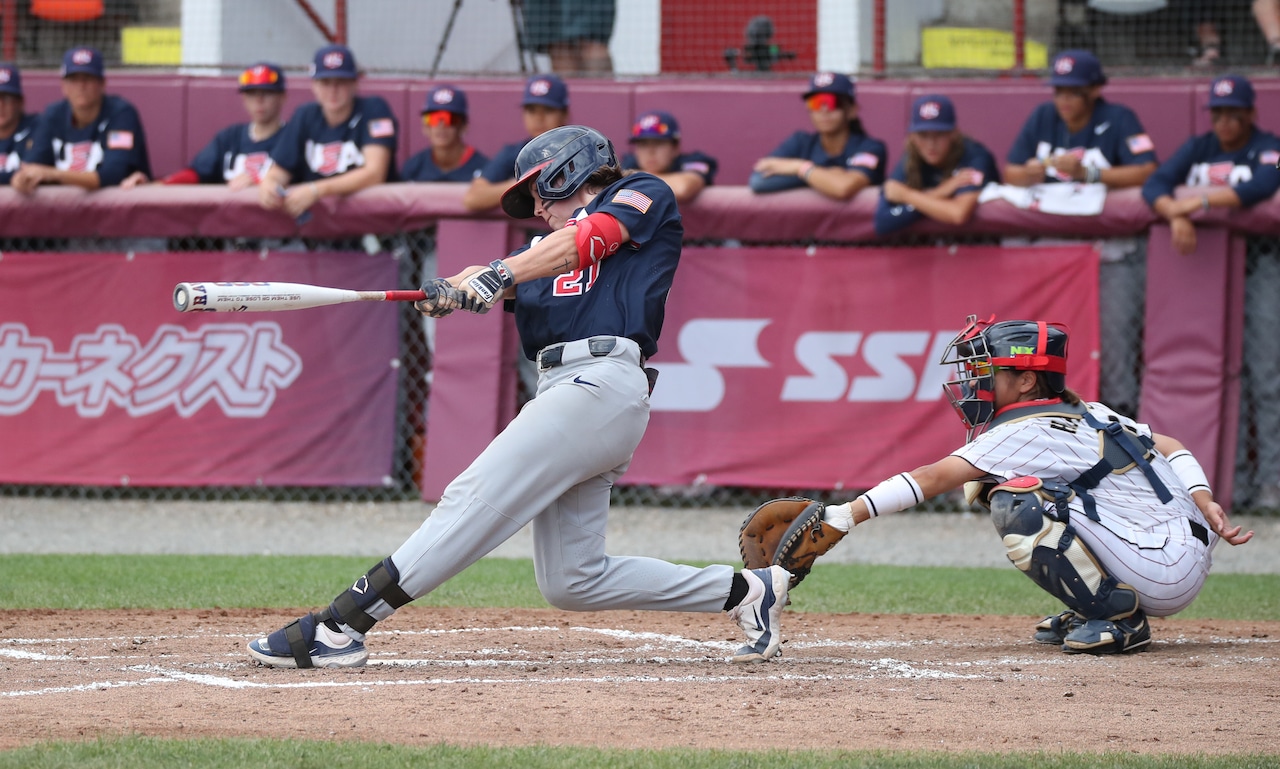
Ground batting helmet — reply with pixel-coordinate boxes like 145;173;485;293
501;125;618;219
941;315;1070;438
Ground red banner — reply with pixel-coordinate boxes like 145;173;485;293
629;244;1100;490
0;251;401;486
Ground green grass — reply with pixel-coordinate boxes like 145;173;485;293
0;737;1276;769
0;554;1276;620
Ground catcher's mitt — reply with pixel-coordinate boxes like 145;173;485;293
739;497;846;588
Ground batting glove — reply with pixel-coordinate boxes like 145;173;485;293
416;278;466;318
460;260;515;314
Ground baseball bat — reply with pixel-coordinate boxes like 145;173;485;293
173;281;426;313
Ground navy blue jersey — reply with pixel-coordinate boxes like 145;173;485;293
270;96;399;182
1141;128;1280;209
190;123;282;184
620;149;718;185
874;137;1001;235
401;145;489;182
509;173;681;361
0;113;39;185
478;139;527;183
749;129;887;193
1007;99;1156;182
24;94;151;186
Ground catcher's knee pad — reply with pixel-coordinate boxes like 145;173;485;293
320;557;413;634
990;482;1138;623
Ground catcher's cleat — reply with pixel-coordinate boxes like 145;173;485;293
1033;610;1083;645
1062;610;1152;655
248;612;368;669
728;565;790;663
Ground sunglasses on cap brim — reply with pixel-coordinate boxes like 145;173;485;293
239;68;280;88
423;111;460;127
805;93;842;112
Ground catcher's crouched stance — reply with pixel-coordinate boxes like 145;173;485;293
741;315;1253;655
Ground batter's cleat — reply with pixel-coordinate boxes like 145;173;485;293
247;612;368;669
1033;610;1083;645
1062;610;1152;655
728;565;790;663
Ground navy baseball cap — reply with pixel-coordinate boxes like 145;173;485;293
423;85;468;115
1208;75;1255;109
802;72;855;101
909;94;957;132
1049;50;1106;87
311;44;357;79
61;46;104;79
630;111;680;142
522;74;569;110
0;62;21;96
238;62;285;92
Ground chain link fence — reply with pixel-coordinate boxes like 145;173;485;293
2;230;1274;515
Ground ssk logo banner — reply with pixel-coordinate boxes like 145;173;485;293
0;251;400;486
629;245;1100;490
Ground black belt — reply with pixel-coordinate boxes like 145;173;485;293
538;337;618;370
1189;519;1209;546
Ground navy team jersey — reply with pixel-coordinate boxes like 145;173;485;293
508;173;681;361
0;113;39;185
620;150;718;185
190;123;282;184
478;139;527;183
402;145;489;182
749;129;887;193
270;96;399;182
874;137;1000;235
1141;128;1280;209
24;94;151;186
1007;99;1157;181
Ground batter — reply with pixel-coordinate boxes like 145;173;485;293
248;125;790;669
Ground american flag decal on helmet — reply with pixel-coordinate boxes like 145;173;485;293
611;189;652;213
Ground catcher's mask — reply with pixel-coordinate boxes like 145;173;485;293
501;125;618;219
941;315;1070;440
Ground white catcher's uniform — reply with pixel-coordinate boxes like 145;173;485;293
953;400;1216;616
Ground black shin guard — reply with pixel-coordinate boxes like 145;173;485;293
323;557;414;634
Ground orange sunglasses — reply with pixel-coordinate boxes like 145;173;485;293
805;93;840;112
423;111;459;128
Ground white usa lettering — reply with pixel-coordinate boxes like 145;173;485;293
1185;161;1252;187
305;139;364;176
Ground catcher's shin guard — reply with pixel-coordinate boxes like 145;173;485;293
988;479;1139;626
320;557;414;636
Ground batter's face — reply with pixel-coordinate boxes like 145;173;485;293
630;139;680;175
0;94;22;135
311;78;357;118
240;90;285;126
909;130;955;166
523;105;568;138
531;180;593;230
61;73;104;115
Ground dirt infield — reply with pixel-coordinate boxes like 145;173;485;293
4;607;1277;754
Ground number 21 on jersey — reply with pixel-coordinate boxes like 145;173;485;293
553;263;600;296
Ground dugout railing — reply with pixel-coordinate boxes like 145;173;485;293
0;183;1276;515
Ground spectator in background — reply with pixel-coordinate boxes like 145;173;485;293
875;94;1000;236
11;47;150;193
259;44;397;220
1005;50;1157;190
1184;0;1280;66
620;110;717;204
463;73;570;211
1256;0;1280;64
401;85;489;183
522;0;615;74
158;62;287;188
0;63;38;187
749;72;886;201
1143;75;1280;254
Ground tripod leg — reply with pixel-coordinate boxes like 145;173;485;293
430;0;467;77
510;0;529;73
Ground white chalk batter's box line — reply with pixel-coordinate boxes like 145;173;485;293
3;625;1276;698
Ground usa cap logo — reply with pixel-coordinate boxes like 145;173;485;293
1054;57;1074;74
530;78;551;96
433;88;454;104
1213;79;1234;96
323;51;344;69
919;101;940;119
812;72;835;87
72;49;93;65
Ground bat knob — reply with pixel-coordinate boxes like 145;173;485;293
173;283;192;312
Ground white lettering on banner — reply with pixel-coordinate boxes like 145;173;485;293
0;322;302;418
651;319;959;412
649;319;771;412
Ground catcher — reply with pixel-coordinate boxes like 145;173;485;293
742;315;1253;654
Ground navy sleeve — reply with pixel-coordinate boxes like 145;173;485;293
749;170;806;193
401;150;428;181
356;96;398;151
873;192;923;236
1234;136;1280;208
593;174;678;246
677;150;717;185
849;137;887;183
955;140;998;194
459;149;489;180
190;126;234;183
1006;106;1046;164
23;103;59;165
1141;136;1197;207
1115;107;1157;166
95;101;150;187
766;131;806;159
480;142;521;183
268;106;308;181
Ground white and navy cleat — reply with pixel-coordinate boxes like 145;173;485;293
728;565;790;663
